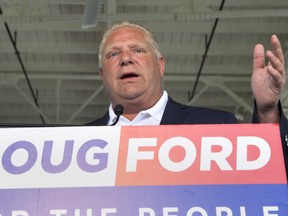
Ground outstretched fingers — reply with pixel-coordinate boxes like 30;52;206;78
253;44;265;72
267;35;285;75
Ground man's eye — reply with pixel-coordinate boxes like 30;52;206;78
107;51;119;58
134;48;144;53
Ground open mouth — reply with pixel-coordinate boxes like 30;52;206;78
120;73;139;79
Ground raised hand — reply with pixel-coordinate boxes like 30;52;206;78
251;35;286;123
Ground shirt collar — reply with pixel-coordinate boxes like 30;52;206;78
142;90;168;122
108;91;168;125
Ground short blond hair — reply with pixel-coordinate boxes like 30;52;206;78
98;21;162;68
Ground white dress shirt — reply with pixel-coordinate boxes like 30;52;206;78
107;91;168;126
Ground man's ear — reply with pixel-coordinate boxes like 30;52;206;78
99;68;103;77
159;56;165;79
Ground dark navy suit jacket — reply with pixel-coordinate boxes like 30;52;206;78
86;96;288;180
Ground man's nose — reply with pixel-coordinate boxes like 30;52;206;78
120;51;134;66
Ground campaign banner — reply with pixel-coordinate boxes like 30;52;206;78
0;124;287;216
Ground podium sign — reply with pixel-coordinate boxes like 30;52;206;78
0;124;287;215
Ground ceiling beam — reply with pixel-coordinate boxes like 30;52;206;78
1;9;288;23
0;61;254;75
0;20;286;34
118;0;288;7
0;42;260;55
23;0;287;7
0;73;251;82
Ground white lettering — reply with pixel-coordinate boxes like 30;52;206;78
159;137;196;172
126;135;272;172
201;137;233;170
139;208;155;216
186;207;208;216
216;207;232;216
126;138;157;172
50;209;67;216
237;137;271;170
163;207;178;216
101;208;117;216
263;206;279;216
75;209;92;216
240;206;247;216
12;211;29;216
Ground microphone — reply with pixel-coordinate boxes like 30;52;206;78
110;104;124;126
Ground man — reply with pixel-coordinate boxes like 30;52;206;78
86;21;287;177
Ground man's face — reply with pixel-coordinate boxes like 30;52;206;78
100;26;165;106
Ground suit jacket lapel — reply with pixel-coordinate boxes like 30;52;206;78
85;112;109;126
160;97;189;125
98;112;110;125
